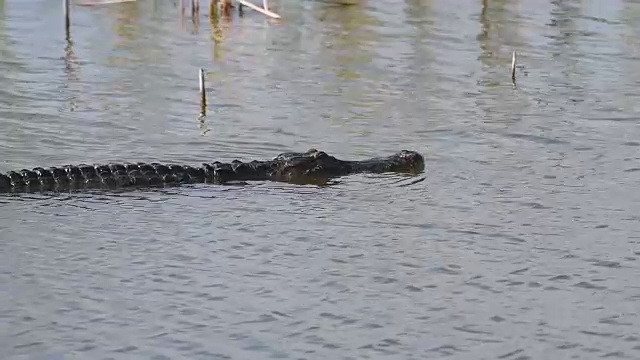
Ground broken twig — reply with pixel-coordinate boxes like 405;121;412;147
236;0;281;19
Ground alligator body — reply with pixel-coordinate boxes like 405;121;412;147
0;149;424;193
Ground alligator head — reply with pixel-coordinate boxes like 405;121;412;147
272;148;425;183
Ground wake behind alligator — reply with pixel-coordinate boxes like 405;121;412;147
0;149;424;193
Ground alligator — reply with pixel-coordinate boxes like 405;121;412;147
0;149;424;193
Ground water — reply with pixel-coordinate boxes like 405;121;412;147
1;0;640;358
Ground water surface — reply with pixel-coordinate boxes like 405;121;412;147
1;0;640;359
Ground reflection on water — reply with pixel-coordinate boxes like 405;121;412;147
2;0;640;359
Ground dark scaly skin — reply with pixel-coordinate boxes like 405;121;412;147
0;149;424;193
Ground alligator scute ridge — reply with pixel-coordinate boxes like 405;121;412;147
0;149;425;193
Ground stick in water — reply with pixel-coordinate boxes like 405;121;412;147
63;0;70;34
511;51;517;83
191;0;197;17
199;68;206;115
209;0;217;18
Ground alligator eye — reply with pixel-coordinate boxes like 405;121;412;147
313;151;328;159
